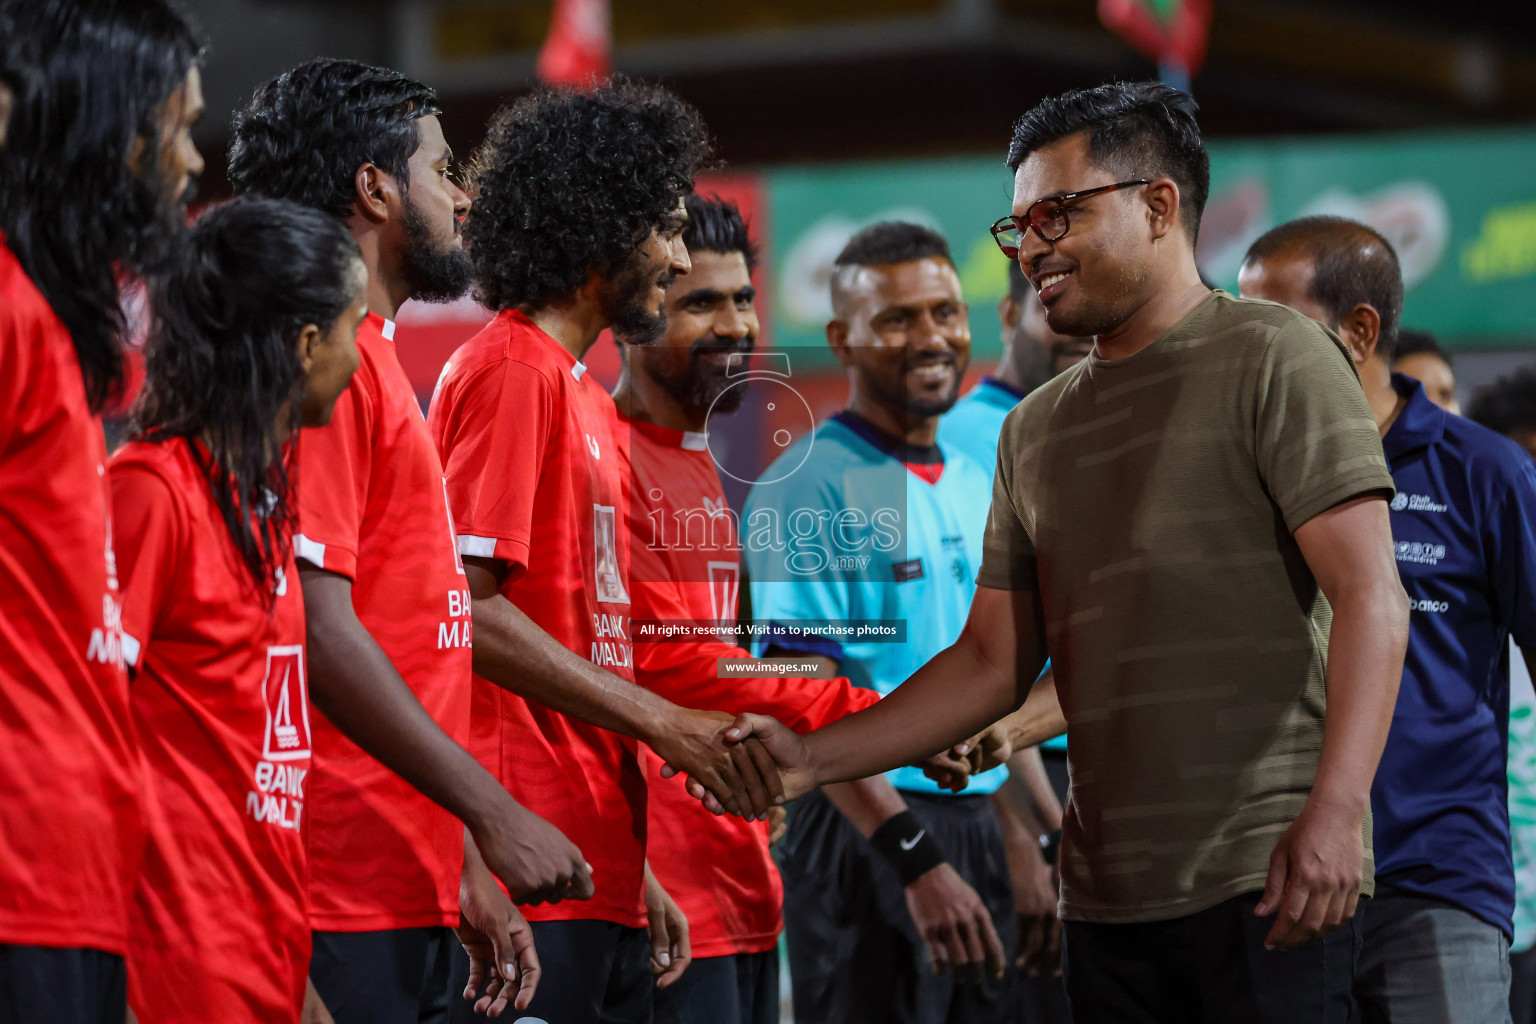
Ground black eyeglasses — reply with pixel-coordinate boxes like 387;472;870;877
989;179;1150;258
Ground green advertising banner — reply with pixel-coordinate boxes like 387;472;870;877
767;128;1536;358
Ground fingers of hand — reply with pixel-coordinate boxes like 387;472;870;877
728;742;771;819
742;736;786;807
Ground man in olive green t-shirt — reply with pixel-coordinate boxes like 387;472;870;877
689;81;1409;1024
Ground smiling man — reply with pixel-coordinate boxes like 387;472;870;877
742;222;1012;1024
707;82;1411;1024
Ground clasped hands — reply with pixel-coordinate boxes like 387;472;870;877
660;713;1015;814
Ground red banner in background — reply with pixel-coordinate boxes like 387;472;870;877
394;171;769;406
536;0;611;90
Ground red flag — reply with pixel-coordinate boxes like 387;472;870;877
1098;0;1213;76
537;0;611;89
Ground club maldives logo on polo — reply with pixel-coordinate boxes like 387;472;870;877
248;645;311;831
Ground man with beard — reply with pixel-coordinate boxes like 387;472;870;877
428;84;780;1024
0;2;202;1020
612;194;883;1024
229;59;588;1023
741;221;1011;1024
713;82;1410;1024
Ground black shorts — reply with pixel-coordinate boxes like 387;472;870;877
310;926;454;1024
0;945;125;1024
652;949;779;1024
779;789;1016;1024
1062;891;1361;1024
447;919;652;1024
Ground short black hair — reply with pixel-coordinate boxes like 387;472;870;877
1468;366;1536;440
0;0;203;411
1006;81;1209;245
229;59;439;219
835;221;951;269
1243;215;1405;360
1393;328;1451;369
466;78;711;312
684;194;756;272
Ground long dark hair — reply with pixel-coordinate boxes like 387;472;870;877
132;197;362;600
0;0;203;412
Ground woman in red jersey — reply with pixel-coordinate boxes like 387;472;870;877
111;197;367;1023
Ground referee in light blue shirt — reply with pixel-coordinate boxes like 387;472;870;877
745;223;1011;1024
1241;216;1536;1024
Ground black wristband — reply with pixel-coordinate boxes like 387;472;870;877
870;810;946;886
1040;828;1063;866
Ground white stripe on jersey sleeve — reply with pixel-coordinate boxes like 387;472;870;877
457;535;498;558
121;631;142;669
294;533;327;569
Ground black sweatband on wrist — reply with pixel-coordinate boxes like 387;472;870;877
869;810;946;886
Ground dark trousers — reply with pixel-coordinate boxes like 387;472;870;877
1062;892;1360;1024
652;949;779;1024
310;927;453;1024
1013;750;1072;1024
1511;944;1536;1024
780;789;1016;1024
447;919;652;1024
0;945;125;1024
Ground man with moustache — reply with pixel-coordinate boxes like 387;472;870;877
230;59;586;1022
429;84;780;1024
612;194;884;1024
1239;216;1536;1024
743;221;1011;1024
714;82;1409;1024
0;2;203;1019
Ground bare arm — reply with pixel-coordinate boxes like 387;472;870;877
464;558;777;818
797;586;1049;790
1296;496;1407;816
1255;495;1408;949
301;565;591;903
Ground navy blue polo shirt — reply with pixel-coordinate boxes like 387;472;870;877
1373;373;1536;936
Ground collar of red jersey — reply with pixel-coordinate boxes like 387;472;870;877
622;414;709;451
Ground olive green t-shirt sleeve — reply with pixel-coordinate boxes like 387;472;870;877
1254;317;1396;534
976;411;1040;592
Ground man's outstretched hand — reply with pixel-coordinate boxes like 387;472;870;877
920;721;1015;793
647;708;786;820
661;713;812;814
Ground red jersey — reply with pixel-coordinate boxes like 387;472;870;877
619;415;880;957
296;313;472;931
113;438;309;1022
0;234;141;954
430;310;646;928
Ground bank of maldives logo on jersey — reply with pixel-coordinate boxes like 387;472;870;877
249;645;310;831
261;645;312;761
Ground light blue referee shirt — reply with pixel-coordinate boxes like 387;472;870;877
940;377;1066;753
743;411;1007;796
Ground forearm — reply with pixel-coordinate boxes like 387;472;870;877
302;575;510;833
471;590;678;740
804;633;1027;787
637;642;875;733
997;748;1062;836
1004;671;1067;750
1311;579;1408;815
824;776;911;837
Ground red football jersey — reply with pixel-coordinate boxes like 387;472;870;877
619;415;880;957
296;313;472;931
113;438;310;1022
0;233;141;954
430;310;646;928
